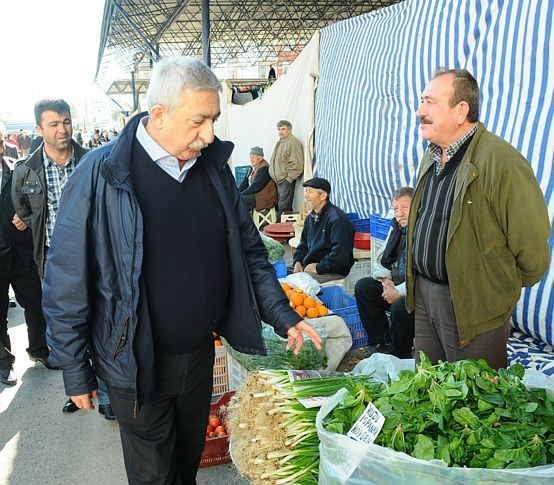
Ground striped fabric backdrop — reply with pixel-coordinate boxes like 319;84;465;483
315;0;554;345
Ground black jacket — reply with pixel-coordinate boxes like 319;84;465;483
42;112;301;401
293;201;355;276
0;158;34;270
11;140;89;278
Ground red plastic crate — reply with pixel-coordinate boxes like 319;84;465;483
199;391;235;468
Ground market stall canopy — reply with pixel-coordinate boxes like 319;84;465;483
95;0;402;89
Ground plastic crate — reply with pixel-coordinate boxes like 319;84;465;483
317;285;368;349
343;258;371;295
212;345;229;396
370;237;385;275
200;391;235;468
351;217;371;233
271;259;287;278
346;212;359;221
234;165;250;187
227;352;249;391
280;211;302;223
369;214;392;240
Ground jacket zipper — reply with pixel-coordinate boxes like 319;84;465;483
112;315;129;360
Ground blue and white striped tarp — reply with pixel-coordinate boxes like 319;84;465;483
315;0;554;346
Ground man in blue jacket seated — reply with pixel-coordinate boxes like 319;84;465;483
42;56;322;485
293;177;355;282
238;146;277;213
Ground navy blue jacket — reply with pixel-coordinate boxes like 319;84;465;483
42;113;301;401
293;201;355;276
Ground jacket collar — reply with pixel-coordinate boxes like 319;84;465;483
102;111;234;186
25;139;88;171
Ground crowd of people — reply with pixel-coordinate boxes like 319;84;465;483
0;59;550;485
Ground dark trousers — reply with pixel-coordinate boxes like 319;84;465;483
354;277;414;358
414;275;510;369
107;341;215;485
0;258;48;360
276;179;296;221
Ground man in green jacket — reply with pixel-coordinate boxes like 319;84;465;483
406;69;550;369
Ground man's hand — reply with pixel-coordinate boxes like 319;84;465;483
286;321;323;355
70;389;99;410
381;279;400;304
303;263;318;274
12;214;28;231
293;261;304;273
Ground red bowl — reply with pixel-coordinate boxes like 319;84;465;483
354;232;371;250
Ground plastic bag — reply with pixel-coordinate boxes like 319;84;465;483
259;233;285;261
281;272;320;295
224;322;328;371
317;354;554;484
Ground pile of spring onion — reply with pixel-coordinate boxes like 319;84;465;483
226;370;379;484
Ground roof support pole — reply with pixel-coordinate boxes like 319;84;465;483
131;71;138;112
202;0;211;67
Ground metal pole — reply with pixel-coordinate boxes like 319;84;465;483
202;0;211;66
131;71;138;112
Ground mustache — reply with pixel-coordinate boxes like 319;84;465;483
189;139;208;150
419;117;432;125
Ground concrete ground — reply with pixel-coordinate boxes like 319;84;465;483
0;303;250;485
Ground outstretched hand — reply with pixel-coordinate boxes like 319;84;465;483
286;320;323;355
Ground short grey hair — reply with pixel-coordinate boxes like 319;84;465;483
146;57;222;112
391;186;414;201
277;120;292;129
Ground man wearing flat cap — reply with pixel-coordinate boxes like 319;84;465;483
239;146;277;212
269;120;304;220
293;177;355;281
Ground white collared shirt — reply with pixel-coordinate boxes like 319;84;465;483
136;116;197;183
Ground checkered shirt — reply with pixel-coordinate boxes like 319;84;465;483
429;125;477;175
43;148;76;247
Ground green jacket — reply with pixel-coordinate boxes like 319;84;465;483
406;123;550;347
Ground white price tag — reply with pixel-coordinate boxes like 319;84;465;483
346;401;385;444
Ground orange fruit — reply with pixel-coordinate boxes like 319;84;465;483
295;305;307;317
306;307;319;319
290;292;305;308
214;339;223;346
303;297;316;309
286;289;295;299
281;283;292;292
317;304;329;317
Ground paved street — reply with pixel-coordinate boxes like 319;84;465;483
0;303;249;485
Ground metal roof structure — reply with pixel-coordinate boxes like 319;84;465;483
95;0;402;91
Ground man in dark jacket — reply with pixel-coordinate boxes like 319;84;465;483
293;177;355;281
10;100;114;418
239;146;277;212
355;187;415;358
42;56;321;485
0;142;49;386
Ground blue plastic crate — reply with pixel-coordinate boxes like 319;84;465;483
317;285;368;349
271;259;287;278
369;215;392;240
346;212;359;221
234;165;250;187
351;217;371;234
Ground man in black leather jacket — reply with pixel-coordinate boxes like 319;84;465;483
42;57;321;485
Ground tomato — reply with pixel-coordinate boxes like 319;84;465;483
208;415;221;428
206;424;214;436
208;431;217;439
214;425;226;435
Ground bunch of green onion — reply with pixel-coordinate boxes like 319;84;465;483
227;370;378;484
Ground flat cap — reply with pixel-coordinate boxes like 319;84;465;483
249;146;264;157
303;177;331;194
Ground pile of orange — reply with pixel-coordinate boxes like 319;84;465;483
280;283;330;319
213;331;223;346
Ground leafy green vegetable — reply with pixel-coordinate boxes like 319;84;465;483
322;352;554;469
